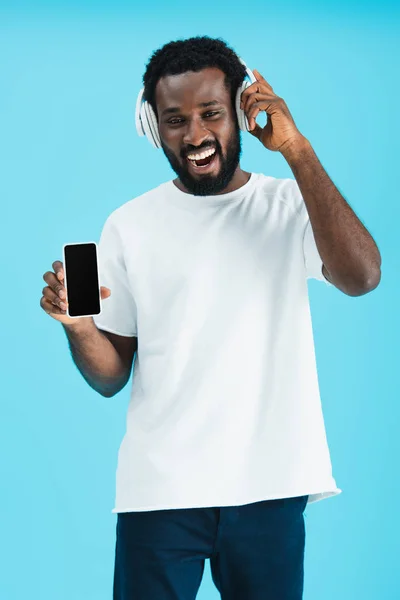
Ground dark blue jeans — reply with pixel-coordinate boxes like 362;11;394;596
113;494;308;600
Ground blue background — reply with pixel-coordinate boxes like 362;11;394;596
1;1;399;598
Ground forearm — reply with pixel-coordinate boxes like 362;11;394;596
282;137;381;296
62;319;129;397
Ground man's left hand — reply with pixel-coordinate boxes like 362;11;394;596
240;69;305;153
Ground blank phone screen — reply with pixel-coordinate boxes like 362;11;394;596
64;243;101;317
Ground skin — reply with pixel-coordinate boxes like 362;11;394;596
40;63;381;396
156;68;249;195
240;68;381;295
157;66;381;295
40;265;136;397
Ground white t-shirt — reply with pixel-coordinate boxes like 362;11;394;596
93;172;341;513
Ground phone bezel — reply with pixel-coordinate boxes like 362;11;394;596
62;241;102;319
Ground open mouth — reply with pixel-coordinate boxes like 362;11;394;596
186;147;217;170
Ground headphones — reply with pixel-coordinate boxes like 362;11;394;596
135;59;257;149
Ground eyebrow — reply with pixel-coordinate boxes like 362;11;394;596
161;100;221;117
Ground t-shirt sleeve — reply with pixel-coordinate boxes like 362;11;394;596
93;214;138;337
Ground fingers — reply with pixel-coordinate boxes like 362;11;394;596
40;296;65;316
52;260;65;282
243;92;278;115
42;285;68;311
43;268;66;300
243;98;271;131
248;122;263;140
42;262;67;317
252;69;273;91
41;263;111;320
240;75;274;110
242;94;284;130
246;100;272;130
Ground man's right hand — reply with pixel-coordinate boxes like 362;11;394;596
40;260;111;327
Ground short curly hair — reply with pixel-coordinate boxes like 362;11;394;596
142;36;247;116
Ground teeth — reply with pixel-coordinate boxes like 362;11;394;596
187;148;216;161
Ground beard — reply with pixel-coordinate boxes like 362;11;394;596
160;123;242;196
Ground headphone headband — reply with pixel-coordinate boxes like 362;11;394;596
239;58;257;85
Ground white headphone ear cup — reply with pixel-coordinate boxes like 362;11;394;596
135;88;146;137
140;102;156;147
236;81;251;132
141;102;158;148
136;87;161;149
146;103;161;149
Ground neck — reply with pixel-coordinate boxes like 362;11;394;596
174;166;251;195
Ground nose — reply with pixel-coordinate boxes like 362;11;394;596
182;116;209;148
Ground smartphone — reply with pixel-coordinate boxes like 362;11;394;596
62;242;102;318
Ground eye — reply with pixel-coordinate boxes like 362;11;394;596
167;117;184;125
203;111;220;118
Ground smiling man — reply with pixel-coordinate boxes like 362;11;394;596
157;67;245;195
41;36;381;600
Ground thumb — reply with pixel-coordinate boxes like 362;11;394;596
249;123;263;140
100;286;111;299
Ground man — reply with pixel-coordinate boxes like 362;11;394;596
40;36;381;600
